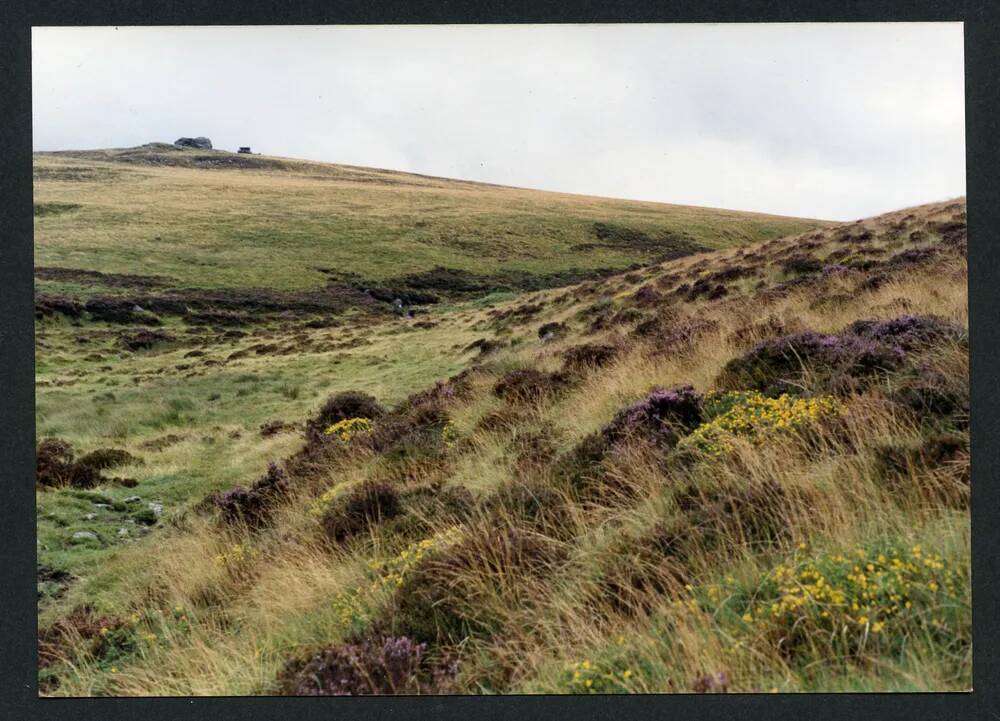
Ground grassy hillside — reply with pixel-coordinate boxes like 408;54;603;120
34;148;967;696
34;144;827;294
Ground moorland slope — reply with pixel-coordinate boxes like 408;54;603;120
34;147;968;695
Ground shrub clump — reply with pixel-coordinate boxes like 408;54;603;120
780;255;823;275
118;328;175;352
888;355;968;429
306;391;385;444
37;607;130;671
483;479;573;538
872;431;969;507
277;635;459;695
391;525;564;644
718;330;905;396
386;486;476;538
679;391;844;457
605;385;704;446
558;654;643;694
321;481;402;544
557;386;703;496
36;439;100;489
727;544;969;665
492;368;570;403
718;315;966;397
561;342;621;373
631;284;664;306
847;315;967;352
366;380;468;463
324;417;374;442
75;448;142;472
212;462;290;527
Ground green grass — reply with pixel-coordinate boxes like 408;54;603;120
35;307;487;600
34;146;828;292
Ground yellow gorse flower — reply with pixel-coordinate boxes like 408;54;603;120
564;657;636;693
214;543;255;567
680;391;844;457
724;543;963;649
330;527;465;631
324;417;374;442
441;421;459;448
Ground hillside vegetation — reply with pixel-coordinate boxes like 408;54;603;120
34;148;967;696
34;144;825;293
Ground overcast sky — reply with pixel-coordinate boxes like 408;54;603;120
32;24;964;220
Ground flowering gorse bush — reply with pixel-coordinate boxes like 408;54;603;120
724;543;968;661
329;527;465;635
324;417;374;442
561;656;637;694
679;391;844;457
367;526;465;590
214;542;256;568
331;587;372;635
441;421;458;448
309;481;353;517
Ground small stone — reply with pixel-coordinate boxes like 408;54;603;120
84;513;97;521
71;531;98;542
148;502;163;517
117;527;129;537
94;503;111;509
124;495;142;504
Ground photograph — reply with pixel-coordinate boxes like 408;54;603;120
31;22;969;696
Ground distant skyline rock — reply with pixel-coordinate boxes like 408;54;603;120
174;136;213;150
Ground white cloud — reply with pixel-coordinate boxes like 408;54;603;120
31;23;965;220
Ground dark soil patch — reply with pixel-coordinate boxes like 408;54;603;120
83;297;162;325
37;564;75;602
140;433;183;451
537;321;568;341
35;266;174;289
34;202;83;217
580;222;710;257
118;328;176;352
35;294;84;319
